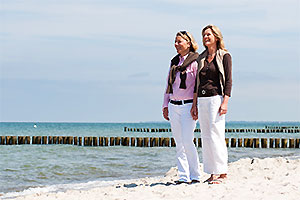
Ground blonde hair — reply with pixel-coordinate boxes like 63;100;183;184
202;24;227;51
176;31;198;52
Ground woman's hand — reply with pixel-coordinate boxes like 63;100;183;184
219;102;227;116
163;107;169;121
219;95;229;116
190;104;198;120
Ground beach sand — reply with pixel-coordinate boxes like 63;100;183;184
8;157;300;200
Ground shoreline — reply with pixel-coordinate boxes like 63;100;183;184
3;156;300;200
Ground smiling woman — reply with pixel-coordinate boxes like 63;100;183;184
162;31;201;184
191;24;233;184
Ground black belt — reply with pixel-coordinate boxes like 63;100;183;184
170;99;193;105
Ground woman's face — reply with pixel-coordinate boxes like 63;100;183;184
203;28;217;48
175;36;190;56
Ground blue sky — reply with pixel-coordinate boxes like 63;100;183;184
0;0;299;122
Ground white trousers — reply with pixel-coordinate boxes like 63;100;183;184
169;102;201;182
198;95;228;174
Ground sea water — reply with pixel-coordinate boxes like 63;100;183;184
0;122;299;198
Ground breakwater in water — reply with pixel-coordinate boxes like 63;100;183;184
1;122;299;196
1;135;299;148
123;127;300;133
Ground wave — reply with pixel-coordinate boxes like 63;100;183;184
1;179;120;199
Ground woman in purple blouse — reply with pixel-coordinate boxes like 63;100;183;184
162;31;201;184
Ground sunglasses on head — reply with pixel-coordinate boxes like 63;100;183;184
180;31;191;41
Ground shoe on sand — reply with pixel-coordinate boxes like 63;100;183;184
208;179;222;185
191;180;200;184
174;180;190;185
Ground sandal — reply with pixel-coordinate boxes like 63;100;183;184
208;178;222;184
203;175;216;183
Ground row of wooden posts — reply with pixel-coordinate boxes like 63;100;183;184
0;136;299;148
124;127;300;133
265;126;299;129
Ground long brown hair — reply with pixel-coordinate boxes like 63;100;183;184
202;24;227;51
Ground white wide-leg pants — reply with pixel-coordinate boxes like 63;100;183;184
198;95;228;174
169;102;201;182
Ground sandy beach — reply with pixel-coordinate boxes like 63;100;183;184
5;157;299;200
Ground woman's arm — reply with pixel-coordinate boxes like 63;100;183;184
219;53;232;116
223;54;232;97
162;68;171;121
190;93;198;120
